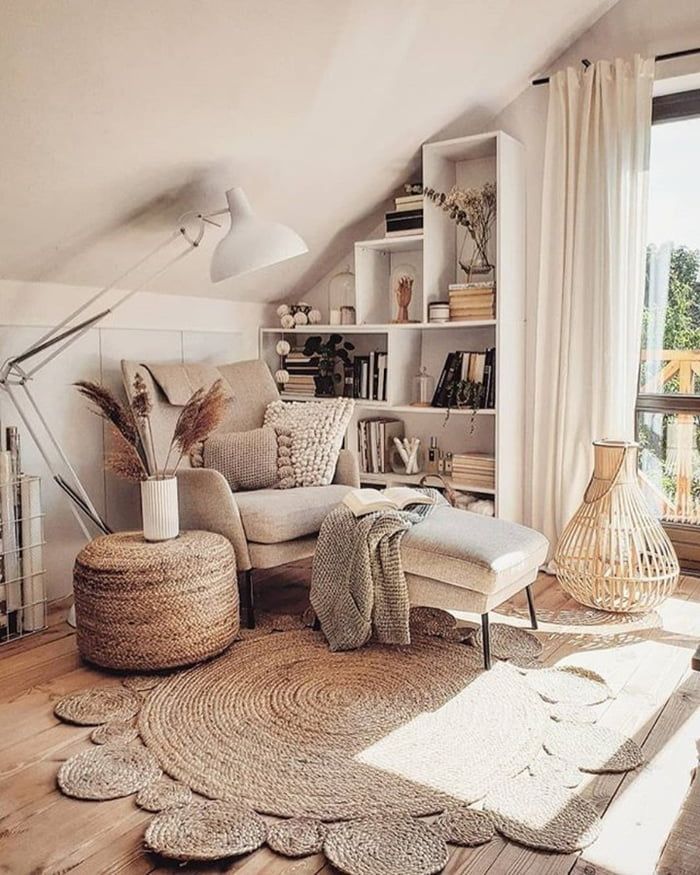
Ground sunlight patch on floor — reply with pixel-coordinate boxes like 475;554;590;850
581;697;700;875
354;662;546;803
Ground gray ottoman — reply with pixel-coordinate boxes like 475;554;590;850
401;506;549;668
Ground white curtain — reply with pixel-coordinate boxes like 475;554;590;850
530;56;655;551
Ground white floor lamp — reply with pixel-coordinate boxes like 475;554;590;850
0;187;307;620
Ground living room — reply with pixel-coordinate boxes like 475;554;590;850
1;2;699;873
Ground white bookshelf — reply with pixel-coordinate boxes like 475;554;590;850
259;131;525;522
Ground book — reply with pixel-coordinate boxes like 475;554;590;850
357;418;403;472
394;199;423;213
343;487;435;517
395;194;423;207
385;209;423;222
386;216;423;231
448;281;495;291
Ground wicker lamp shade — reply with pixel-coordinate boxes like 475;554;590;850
554;441;679;613
74;530;238;670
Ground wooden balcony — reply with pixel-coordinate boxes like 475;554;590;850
638;349;700;526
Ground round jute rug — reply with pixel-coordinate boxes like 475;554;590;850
138;630;548;820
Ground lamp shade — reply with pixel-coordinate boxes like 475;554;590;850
210;187;308;282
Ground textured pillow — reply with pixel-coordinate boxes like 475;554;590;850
264;398;354;488
191;427;279;491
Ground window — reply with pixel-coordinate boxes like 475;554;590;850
637;89;700;567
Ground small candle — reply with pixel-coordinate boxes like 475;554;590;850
329;309;341;325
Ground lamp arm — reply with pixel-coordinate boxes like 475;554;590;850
0;210;212;537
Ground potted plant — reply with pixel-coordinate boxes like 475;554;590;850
303;334;355;397
74;375;228;541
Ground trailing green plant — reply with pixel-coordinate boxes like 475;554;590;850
444;378;485;435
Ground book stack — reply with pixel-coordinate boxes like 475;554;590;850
452;453;495;490
283;350;318;397
448;282;495;321
357;418;404;474
386;186;423;237
353;351;388;401
431;348;496;409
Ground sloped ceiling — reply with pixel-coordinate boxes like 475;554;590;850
1;0;616;303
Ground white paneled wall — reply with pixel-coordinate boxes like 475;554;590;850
0;322;254;600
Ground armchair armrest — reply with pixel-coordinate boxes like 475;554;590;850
176;468;252;570
333;448;360;488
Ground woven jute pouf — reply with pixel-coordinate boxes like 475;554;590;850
136;776;193;812
266;817;325;858
58;742;162;800
483;772;601;852
73;530;238;670
144;800;266;861
431;807;494;846
54;687;141;725
323;816;449;875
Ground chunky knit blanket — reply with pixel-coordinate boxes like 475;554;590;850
310;490;444;651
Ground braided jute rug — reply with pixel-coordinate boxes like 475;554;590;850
53;612;645;869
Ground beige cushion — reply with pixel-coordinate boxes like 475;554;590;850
263;399;354;487
401;506;548;595
192;427;279;491
235;484;352;544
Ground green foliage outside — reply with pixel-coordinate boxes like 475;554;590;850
638;245;700;518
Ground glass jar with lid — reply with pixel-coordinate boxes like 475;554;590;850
411;366;435;407
328;267;355;325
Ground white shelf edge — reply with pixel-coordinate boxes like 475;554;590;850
359;471;496;495
279;395;495;415
261;320;496;334
355;234;424;251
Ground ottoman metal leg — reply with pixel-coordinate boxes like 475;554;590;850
525;584;538;630
240;570;255;629
481;613;491;670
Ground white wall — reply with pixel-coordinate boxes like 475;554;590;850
0;280;272;600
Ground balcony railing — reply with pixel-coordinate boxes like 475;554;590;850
638;349;700;526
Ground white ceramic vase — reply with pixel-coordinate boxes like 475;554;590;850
140;477;179;542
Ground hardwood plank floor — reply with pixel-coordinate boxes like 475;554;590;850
1;566;698;875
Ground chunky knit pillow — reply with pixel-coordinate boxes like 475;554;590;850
264;398;354;488
190;427;279;491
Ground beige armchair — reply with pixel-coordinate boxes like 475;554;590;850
121;359;359;626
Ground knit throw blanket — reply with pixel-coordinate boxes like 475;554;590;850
310;489;445;651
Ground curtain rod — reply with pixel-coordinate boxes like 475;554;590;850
532;46;700;85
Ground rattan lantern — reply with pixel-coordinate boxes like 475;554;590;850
554;440;679;613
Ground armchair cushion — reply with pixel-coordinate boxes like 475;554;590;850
235;485;352;544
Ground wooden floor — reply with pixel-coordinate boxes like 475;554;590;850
1;564;699;875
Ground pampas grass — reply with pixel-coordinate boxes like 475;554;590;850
106;427;149;481
164;379;228;475
75;374;228;481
